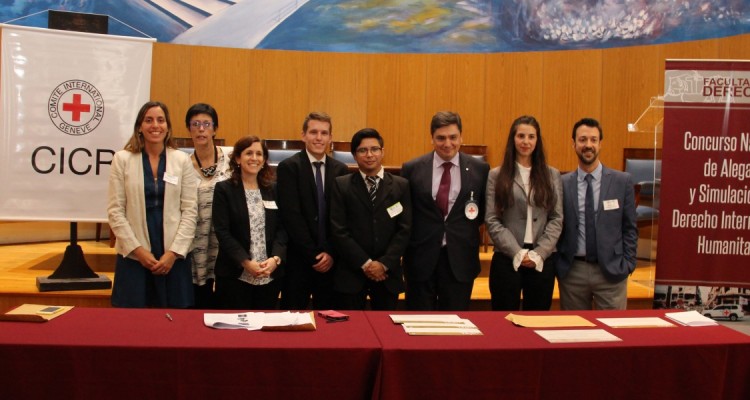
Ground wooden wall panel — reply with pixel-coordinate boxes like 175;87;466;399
187;45;252;144
601;44;663;170
454;54;487;150
144;34;750;170
247;50;311;141
306;52;368;143
365;54;401;165
150;43;191;135
717;34;750;59
541;49;603;172
392;54;429;165
483;52;544;167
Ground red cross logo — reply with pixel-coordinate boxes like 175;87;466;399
723;309;730;316
62;94;91;122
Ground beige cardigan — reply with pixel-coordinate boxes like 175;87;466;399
107;148;198;259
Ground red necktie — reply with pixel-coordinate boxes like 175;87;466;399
436;162;452;217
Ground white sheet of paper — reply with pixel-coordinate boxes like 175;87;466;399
390;314;462;324
203;312;264;330
597;317;675;328
203;311;314;330
664;310;718;327
534;329;622;343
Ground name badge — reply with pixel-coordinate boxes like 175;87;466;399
163;173;178;185
263;200;278;209
465;191;479;220
603;199;619;211
387;202;403;218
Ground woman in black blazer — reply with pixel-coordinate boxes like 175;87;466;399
212;136;287;310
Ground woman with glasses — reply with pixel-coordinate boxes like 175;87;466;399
108;101;198;308
485;115;562;311
212;136;287;309
185;103;231;308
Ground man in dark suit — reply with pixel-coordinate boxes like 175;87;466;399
557;118;638;310
401;111;490;311
330;128;412;310
277;112;350;310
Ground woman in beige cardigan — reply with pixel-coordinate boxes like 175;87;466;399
107;101;198;308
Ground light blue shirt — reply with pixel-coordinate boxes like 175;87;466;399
576;163;602;257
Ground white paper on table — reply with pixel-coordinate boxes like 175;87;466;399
402;319;478;329
203;312;265;330
534;329;622;343
262;311;314;327
403;325;483;336
664;311;718;327
203;311;315;330
390;314;462;324
597;317;676;328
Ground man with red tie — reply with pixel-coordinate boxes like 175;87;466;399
401;111;490;311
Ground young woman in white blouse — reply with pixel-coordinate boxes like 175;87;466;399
485;115;563;311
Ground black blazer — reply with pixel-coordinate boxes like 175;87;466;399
276;151;350;268
330;172;412;295
212;180;287;279
401;152;490;283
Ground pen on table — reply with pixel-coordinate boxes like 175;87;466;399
165;313;173;322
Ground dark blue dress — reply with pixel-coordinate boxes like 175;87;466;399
111;150;194;308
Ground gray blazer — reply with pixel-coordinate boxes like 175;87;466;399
485;166;563;260
557;165;638;282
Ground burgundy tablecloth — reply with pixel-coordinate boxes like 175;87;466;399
0;308;381;399
366;310;750;400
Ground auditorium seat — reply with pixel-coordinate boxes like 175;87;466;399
623;148;662;260
265;139;306;167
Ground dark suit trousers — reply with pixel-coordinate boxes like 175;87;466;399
489;251;557;311
280;264;336;310
215;276;281;310
406;247;474;311
336;279;399;311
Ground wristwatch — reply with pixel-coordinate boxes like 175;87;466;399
272;256;282;265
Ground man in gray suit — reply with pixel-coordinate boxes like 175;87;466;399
401;111;490;311
557;118;638;310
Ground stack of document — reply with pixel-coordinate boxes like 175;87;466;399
664;310;719;327
390;314;482;335
504;313;622;343
597;317;676;328
0;304;74;323
204;311;316;331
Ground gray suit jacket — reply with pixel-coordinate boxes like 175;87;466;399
485;166;562;260
557;165;638;282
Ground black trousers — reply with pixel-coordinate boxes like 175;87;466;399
489;250;558;311
336;279;399;311
280;264;336;310
215;276;281;310
406;247;474;311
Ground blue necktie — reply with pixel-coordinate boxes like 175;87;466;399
314;161;326;247
585;174;598;263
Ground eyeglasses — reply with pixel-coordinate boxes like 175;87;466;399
355;146;383;155
190;121;214;129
